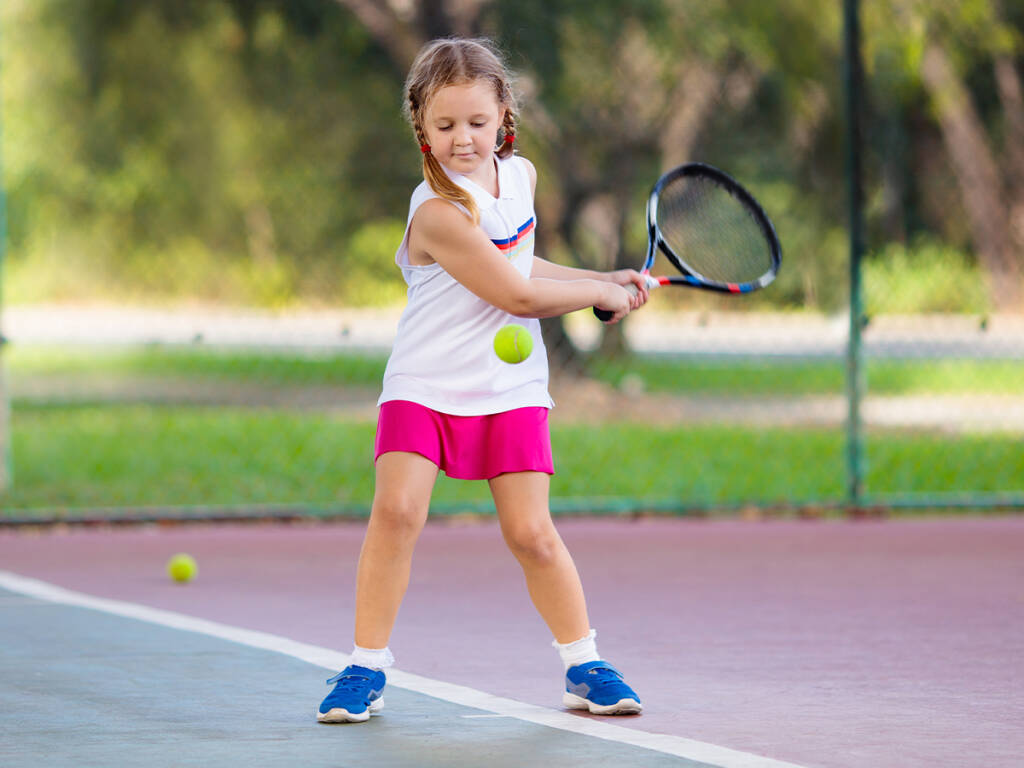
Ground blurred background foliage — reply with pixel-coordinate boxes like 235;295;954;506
2;0;1023;516
2;0;1022;318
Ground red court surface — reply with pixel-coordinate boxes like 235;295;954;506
2;515;1022;767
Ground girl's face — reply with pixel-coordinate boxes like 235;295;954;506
424;80;504;178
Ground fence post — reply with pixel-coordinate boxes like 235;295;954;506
843;0;865;510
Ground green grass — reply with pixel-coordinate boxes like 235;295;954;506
590;357;1024;396
3;404;1021;514
4;345;1021;516
4;405;378;510
8;345;1024;396
7;345;388;389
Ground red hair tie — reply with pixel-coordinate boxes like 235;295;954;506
420;144;431;154
503;134;515;144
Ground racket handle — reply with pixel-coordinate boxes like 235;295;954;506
594;277;658;321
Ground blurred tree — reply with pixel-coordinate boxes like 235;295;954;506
330;0;844;363
4;0;415;305
7;0;1017;324
873;0;1024;310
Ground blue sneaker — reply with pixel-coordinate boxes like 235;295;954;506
317;665;386;723
563;661;642;715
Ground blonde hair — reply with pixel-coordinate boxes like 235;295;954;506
403;38;518;225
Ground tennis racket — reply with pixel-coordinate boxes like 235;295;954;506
594;162;781;321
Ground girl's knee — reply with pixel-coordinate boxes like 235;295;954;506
370;493;428;534
504;523;561;565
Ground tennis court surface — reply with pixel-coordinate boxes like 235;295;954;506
2;516;1022;767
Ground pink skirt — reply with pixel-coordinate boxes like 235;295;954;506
374;400;554;480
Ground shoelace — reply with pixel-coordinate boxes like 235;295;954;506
325;672;372;691
584;665;624;683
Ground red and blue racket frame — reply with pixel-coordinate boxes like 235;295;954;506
594;162;782;321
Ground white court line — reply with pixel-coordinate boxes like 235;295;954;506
0;570;807;768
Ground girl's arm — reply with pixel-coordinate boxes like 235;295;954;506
532;258;650;298
521;157;650;305
410;198;635;322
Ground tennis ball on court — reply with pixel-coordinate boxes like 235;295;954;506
167;553;198;583
493;323;533;364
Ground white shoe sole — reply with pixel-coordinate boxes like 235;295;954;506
563;692;642;715
317;697;384;723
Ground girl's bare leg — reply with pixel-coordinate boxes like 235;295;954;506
353;451;438;649
489;471;591;644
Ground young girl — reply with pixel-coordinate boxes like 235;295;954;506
318;37;648;724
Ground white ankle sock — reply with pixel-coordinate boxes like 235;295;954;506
350;645;394;670
553;629;599;669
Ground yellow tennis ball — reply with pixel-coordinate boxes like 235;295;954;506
494;323;533;364
167;553;198;583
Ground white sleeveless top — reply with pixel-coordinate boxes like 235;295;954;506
378;154;553;416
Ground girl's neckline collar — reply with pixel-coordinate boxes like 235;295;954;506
442;153;514;204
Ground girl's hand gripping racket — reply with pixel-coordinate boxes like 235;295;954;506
594;163;781;321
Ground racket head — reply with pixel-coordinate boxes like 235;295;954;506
650;163;781;293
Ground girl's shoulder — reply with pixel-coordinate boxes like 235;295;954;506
407;177;468;220
500;152;534;173
409;178;437;207
500;153;537;201
516;155;537;196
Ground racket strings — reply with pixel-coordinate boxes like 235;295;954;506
656;176;775;284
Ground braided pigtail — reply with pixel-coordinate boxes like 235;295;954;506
403;39;520;226
497;107;517;159
411;105;480;226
